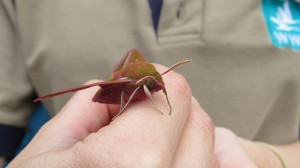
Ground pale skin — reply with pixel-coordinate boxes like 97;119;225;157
4;65;300;168
0;157;4;167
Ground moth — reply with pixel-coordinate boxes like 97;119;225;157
34;49;190;119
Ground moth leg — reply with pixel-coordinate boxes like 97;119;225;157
163;87;172;115
112;86;142;120
119;91;125;112
143;85;163;115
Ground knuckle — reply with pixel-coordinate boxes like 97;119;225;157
190;98;215;139
169;73;191;98
71;140;105;167
215;127;236;138
200;113;215;139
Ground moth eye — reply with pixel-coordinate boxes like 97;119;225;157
146;80;156;89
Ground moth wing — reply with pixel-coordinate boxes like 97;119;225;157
92;83;127;104
112;49;146;74
93;80;145;104
34;79;133;102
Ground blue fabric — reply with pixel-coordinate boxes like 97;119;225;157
4;103;50;167
0;125;25;158
15;103;50;154
148;0;163;32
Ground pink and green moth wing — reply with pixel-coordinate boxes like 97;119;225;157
33;79;133;102
111;49;146;77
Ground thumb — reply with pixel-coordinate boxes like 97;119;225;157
214;127;257;168
11;80;116;165
53;79;115;143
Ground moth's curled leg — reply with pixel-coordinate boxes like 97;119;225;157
143;85;164;115
163;88;172;115
119;91;125;112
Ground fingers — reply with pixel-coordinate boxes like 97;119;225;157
10;150;74;168
214;127;257;168
171;97;215;168
74;65;192;167
38;79;113;150
52;79;112;141
10;80;112;167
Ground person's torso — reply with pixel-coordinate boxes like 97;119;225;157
16;0;300;143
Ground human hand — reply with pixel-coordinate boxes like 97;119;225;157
214;127;257;168
0;157;5;167
8;65;215;168
214;127;286;168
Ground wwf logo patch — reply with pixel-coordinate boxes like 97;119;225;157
262;0;300;50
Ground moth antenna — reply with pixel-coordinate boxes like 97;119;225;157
135;75;159;86
143;85;163;115
161;59;192;75
163;87;172;115
112;86;142;120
